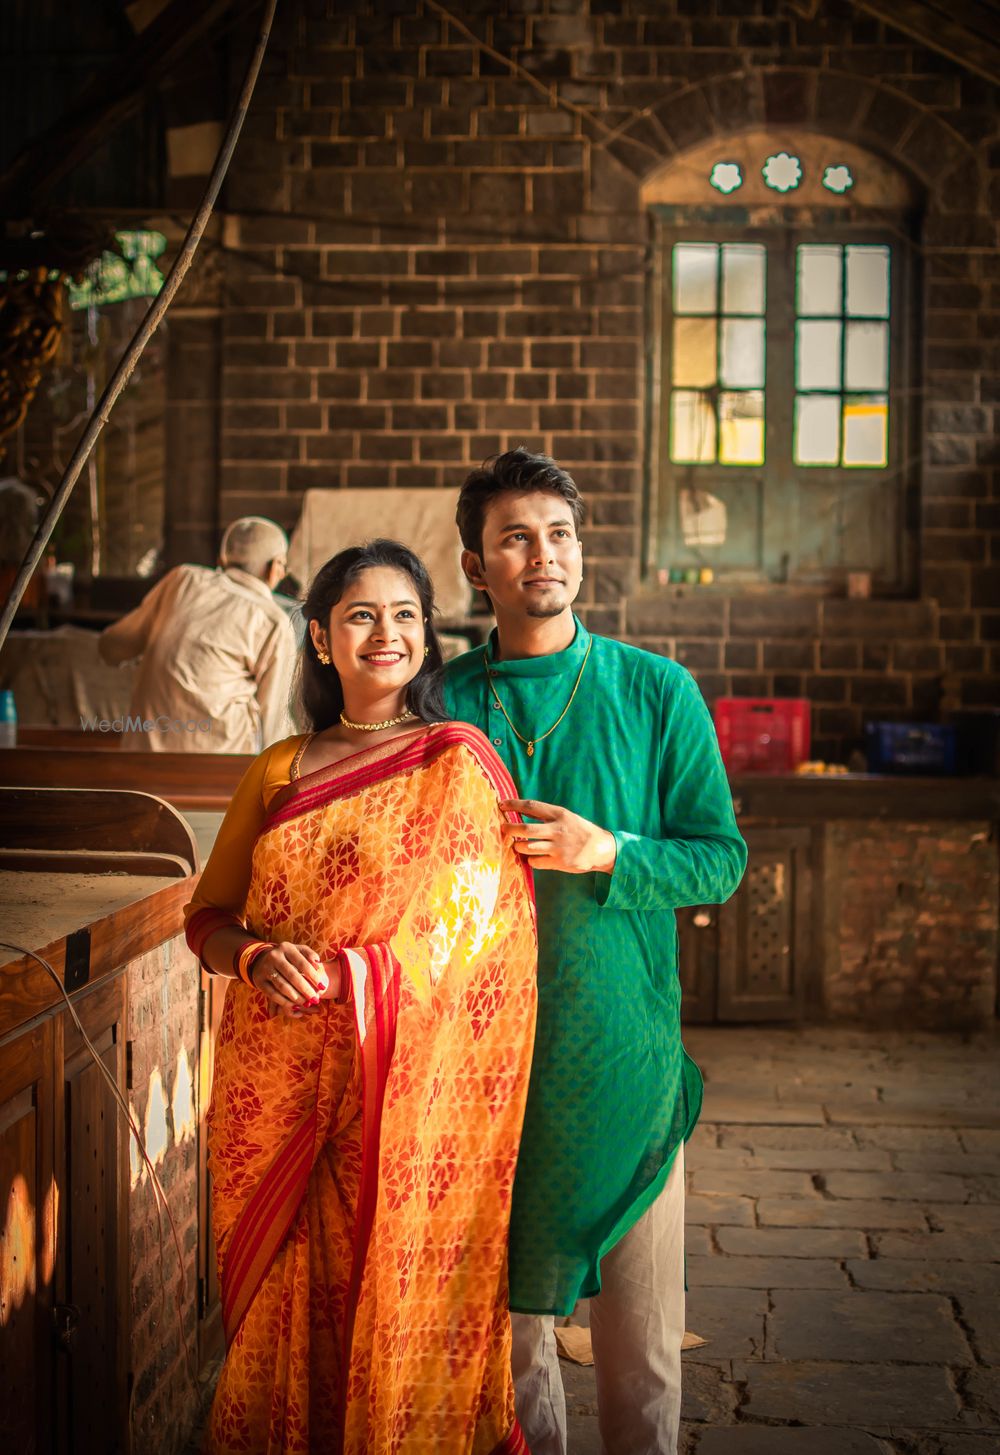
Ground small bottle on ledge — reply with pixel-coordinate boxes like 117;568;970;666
0;689;17;748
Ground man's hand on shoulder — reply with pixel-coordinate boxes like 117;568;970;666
500;799;618;875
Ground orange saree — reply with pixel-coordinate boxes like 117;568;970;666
186;724;536;1454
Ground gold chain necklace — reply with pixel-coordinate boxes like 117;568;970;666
340;708;416;732
483;637;592;756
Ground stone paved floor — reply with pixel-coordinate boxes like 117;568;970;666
563;1026;1000;1455
182;1026;1000;1455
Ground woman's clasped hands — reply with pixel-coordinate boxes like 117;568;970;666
250;942;341;1014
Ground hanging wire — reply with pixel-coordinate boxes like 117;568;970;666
0;0;280;653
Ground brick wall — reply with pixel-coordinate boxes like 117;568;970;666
162;0;1000;761
128;936;204;1455
822;821;998;1026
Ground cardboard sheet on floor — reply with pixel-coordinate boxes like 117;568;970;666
554;1325;707;1364
555;1324;594;1365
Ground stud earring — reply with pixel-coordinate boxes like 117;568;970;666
423;647;430;658
316;648;331;666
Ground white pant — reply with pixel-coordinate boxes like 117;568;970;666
510;1147;686;1455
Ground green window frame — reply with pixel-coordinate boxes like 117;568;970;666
647;212;917;592
669;241;767;469
793;242;891;471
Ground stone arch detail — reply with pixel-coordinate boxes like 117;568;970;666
640;131;915;209
592;67;983;216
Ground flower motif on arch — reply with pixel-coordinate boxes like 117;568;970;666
822;164;854;195
709;161;743;195
762;152;802;193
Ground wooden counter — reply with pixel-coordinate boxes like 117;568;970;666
0;786;206;1455
0;871;196;1035
731;772;1000;822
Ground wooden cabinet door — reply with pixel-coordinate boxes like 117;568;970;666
0;1018;57;1455
718;827;812;1021
677;907;720;1024
60;978;128;1455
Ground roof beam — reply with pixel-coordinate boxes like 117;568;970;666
852;0;1000;86
0;0;237;217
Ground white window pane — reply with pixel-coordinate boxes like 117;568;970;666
673;243;718;314
671;391;716;463
797;245;842;316
719;391;765;465
720;318;764;388
721;244;765;315
796;320;842;390
795;394;840;465
845;321;889;391
843;397;888;467
672;317;717;387
846;245;890;317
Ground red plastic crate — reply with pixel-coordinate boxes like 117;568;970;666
713;697;811;775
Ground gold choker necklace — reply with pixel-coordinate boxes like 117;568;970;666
340;708;417;733
483;637;592;756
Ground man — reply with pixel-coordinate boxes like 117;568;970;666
99;516;295;753
444;450;747;1455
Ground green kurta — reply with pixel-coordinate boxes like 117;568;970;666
444;617;747;1315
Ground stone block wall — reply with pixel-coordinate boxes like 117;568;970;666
127;936;203;1455
822;821;998;1026
160;0;1000;760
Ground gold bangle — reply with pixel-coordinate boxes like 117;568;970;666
236;940;273;987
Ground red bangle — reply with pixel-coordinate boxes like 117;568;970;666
333;949;352;1005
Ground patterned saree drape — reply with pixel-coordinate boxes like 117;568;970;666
196;725;536;1454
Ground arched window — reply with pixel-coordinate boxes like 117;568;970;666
643;132;919;593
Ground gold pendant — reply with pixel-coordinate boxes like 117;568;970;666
526;741;534;756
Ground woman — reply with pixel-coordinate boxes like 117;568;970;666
185;540;537;1454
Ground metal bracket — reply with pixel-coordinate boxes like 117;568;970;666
53;1302;80;1353
64;928;91;992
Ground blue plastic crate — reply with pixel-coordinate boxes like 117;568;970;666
864;721;957;776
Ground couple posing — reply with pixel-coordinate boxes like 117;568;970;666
185;449;747;1454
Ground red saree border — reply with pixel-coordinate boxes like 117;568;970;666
219;1001;336;1346
337;941;402;1445
492;1421;529;1455
219;1106;316;1346
266;724;433;823
263;722;524;838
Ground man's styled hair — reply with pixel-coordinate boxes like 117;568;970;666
456;448;585;557
219;516;289;579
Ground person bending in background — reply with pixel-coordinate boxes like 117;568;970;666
98;515;295;752
185;539;537;1454
444;450;747;1455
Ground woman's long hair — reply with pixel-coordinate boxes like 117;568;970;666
298;539;448;732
